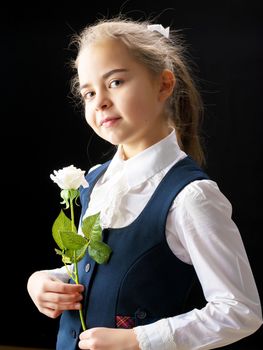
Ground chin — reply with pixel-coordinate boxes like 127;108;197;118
103;134;123;146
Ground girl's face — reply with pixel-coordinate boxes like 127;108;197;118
77;38;172;158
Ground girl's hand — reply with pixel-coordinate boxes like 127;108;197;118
79;327;140;350
27;270;84;319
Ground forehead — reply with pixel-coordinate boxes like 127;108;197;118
77;39;142;82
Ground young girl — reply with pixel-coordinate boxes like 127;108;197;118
27;16;262;350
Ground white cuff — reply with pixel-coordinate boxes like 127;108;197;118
44;265;72;283
134;318;176;350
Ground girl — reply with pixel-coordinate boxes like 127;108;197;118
27;16;262;350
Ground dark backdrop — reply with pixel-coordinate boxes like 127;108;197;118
2;0;262;349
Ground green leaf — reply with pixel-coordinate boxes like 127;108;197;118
52;210;77;249
54;248;63;256
69;189;80;201
57;243;89;264
60;189;70;209
62;253;72;264
82;212;102;241
60;231;87;250
54;248;72;264
62;248;74;262
75;243;89;262
88;241;112;264
60;189;80;208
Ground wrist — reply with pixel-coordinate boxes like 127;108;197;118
130;329;140;350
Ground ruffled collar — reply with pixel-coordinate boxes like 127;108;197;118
99;128;184;188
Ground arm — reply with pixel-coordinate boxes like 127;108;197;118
134;180;262;349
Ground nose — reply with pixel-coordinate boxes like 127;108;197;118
95;91;112;111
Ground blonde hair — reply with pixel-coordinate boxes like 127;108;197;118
69;15;206;166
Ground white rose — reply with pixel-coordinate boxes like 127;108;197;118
50;165;89;190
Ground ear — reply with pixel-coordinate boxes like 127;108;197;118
158;69;176;102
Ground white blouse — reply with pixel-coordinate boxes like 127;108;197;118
49;130;262;349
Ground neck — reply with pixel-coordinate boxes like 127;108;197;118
121;127;172;159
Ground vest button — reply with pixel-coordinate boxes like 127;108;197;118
71;329;77;338
85;263;90;272
135;309;147;320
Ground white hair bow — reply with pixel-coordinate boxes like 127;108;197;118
147;24;170;38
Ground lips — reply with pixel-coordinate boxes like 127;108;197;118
100;116;121;128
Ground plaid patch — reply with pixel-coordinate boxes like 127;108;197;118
116;315;135;328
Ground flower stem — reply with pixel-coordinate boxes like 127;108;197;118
74;256;87;331
79;308;87;331
70;197;75;232
70;196;87;331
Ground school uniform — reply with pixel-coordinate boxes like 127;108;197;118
51;130;262;350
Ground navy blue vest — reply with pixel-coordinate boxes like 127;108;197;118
56;156;209;349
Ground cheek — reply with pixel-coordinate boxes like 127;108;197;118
85;105;97;129
127;95;153;122
124;91;144;114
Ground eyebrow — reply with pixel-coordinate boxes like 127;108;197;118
79;68;129;91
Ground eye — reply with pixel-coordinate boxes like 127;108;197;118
109;79;123;88
82;90;95;101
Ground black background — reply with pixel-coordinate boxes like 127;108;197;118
2;0;263;349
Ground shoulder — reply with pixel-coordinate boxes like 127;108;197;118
174;179;233;217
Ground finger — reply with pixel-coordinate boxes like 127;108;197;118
78;339;92;349
38;291;83;306
40;300;82;311
47;291;83;302
37;306;63;319
49;282;85;294
36;291;83;311
79;329;90;340
42;278;84;293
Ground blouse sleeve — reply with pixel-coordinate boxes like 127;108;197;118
44;265;73;283
134;179;262;349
